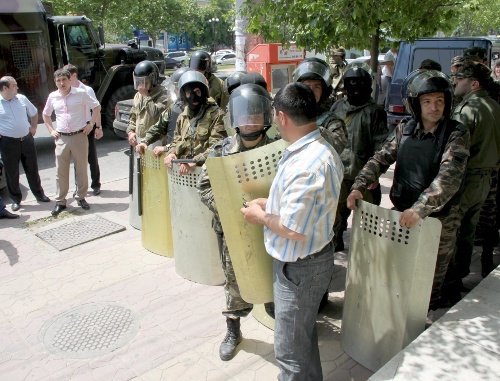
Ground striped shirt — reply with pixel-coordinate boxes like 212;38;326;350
0;94;37;138
264;129;344;262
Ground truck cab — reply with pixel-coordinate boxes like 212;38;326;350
386;37;493;130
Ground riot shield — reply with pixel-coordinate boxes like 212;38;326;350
341;201;441;372
204;139;289;304
141;150;173;257
168;166;224;285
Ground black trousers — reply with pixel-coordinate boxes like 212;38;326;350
0;133;44;203
74;127;100;191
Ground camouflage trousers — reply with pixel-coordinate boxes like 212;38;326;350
333;179;381;248
430;204;462;304
216;232;253;319
454;170;492;278
474;167;499;247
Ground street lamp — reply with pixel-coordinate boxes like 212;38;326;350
209;17;219;54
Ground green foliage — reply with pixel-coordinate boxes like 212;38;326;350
454;0;500;36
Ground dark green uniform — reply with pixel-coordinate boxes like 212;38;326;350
352;119;470;307
198;134;274;318
330;97;389;248
451;89;500;278
208;73;229;111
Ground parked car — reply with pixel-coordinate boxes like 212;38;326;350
215;49;234;56
164;51;189;64
113;99;134;139
216;53;236;65
164;57;185;70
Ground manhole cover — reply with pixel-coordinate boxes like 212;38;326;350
41;303;140;359
36;216;126;251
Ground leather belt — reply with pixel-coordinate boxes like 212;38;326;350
297;241;333;261
1;132;31;141
58;129;84;136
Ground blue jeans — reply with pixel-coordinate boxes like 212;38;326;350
273;246;335;381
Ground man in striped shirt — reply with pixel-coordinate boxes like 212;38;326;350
241;83;343;380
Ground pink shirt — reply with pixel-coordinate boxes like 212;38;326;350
78;81;98;120
43;86;99;133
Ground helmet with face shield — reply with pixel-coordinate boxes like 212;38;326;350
167;67;194;101
228;84;273;141
343;63;373;106
405;70;453;120
224;71;247;95
293;58;332;102
133;60;160;90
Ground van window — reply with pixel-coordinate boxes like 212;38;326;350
67;25;92;47
412;48;467;75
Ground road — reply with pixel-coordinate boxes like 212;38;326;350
0;124;131;204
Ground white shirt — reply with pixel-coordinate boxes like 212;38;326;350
43;86;99;133
78;81;98;120
264;129;344;262
0;94;37;138
382;50;397;77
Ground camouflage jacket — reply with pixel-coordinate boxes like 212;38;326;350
331;97;389;180
352;119;470;218
198;134;275;233
329;61;347;92
316;110;348;154
142;100;185;146
166;100;227;165
208;73;229;110
126;85;171;138
452;89;500;169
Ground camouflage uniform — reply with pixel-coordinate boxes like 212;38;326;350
330;97;389;248
329;61;347;97
208;73;229;110
166;99;227;164
198;134;275;318
126;85;171;138
141;99;185;146
352;119;470;306
452;89;500;278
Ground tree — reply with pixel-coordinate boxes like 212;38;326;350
243;0;466;72
453;0;500;36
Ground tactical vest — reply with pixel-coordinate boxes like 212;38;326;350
390;119;463;216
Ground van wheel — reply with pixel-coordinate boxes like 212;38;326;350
105;85;135;131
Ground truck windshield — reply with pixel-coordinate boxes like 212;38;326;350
67;25;93;47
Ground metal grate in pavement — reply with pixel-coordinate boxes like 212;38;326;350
41;303;140;359
35;216;126;251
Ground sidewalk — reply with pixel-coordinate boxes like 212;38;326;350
0;167;491;380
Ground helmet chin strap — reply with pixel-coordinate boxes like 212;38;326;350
237;126;271;141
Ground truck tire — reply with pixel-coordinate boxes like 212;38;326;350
105;85;135;131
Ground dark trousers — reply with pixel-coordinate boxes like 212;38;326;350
74;128;100;191
0;133;44;203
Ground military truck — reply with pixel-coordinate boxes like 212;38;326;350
0;0;165;130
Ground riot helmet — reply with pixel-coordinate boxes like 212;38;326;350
401;69;420;113
133;60;160;90
189;50;212;75
293;58;332;102
228;84;273;141
178;70;209;114
240;72;268;90
167;67;193;102
343;64;373;106
405;70;453;120
224;71;247;95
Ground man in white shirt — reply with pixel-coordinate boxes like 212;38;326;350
42;69;101;216
0;76;50;212
64;64;103;196
382;43;399;110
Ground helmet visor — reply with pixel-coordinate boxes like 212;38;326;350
293;61;331;86
229;94;273;129
406;70;451;98
133;75;152;91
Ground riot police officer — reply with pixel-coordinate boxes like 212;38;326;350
224;71;247;95
198;84;274;361
165;71;227;175
189;50;228;109
331;64;389;251
293;57;347;154
347;70;470;310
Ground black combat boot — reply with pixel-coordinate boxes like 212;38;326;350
219;317;242;361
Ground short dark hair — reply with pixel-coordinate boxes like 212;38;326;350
62;64;78;75
54;69;71;79
0;76;12;91
273;83;317;126
419;59;442;71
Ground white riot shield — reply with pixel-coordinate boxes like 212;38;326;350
341;201;441;372
168;166;224;285
204;139;289;304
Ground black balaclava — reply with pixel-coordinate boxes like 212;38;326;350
183;84;208;115
345;79;371;106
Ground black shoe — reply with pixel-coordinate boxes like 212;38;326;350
92;188;101;196
77;199;90;210
0;209;20;219
51;204;66;216
36;194;51;202
11;203;21;211
219;318;242;361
